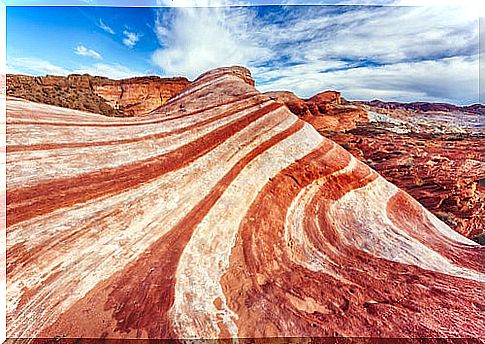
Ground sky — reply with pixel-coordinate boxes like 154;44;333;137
5;0;483;105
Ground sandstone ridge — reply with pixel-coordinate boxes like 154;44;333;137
267;88;484;240
6;66;484;340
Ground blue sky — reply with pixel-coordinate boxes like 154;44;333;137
6;1;482;104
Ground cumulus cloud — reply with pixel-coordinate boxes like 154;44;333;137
74;45;103;59
123;30;140;48
98;18;115;34
152;5;270;79
156;0;250;7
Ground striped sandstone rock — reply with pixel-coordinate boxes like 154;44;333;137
6;66;484;340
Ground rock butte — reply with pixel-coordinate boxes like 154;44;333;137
6;66;485;340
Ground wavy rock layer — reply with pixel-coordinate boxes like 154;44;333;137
329;128;485;239
6;67;484;340
267;90;484;239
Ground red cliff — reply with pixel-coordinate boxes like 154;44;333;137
93;76;190;116
7;73;190;116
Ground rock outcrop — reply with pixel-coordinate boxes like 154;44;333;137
7;73;190;116
271;90;484;239
266;90;368;132
93;76;190;116
6;66;484;340
328;128;484;239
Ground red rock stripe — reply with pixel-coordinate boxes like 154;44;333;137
163;73;253;106
102;119;305;339
7;97;267;153
386;191;485;272
6;93;259;128
6;102;283;228
221;142;484;338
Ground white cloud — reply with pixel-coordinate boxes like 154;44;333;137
7;57;70;76
156;0;250;7
73;63;145;79
74;45;103;59
98;18;115;34
258;6;477;65
123;30;140;48
151;5;478;104
152;5;271;79
257;56;479;105
7;56;143;80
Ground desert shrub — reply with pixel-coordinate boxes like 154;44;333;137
402;157;414;168
435;212;457;227
340;143;351;150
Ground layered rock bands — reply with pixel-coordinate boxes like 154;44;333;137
6;66;484;340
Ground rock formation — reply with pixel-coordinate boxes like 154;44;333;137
92;76;190;116
328;128;484;239
266;90;368;132
6;66;484;340
270;90;484;240
358;99;485;115
6;73;190;116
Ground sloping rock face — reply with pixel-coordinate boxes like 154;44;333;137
329;128;485;240
273;91;483;239
6;73;190;116
6;66;484;340
266;90;367;132
326;100;484;240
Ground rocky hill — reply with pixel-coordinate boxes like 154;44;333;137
6;73;190;116
266;90;368;132
6;66;483;339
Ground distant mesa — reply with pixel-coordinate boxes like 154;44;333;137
358;99;485;115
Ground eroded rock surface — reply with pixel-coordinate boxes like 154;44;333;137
7;73;190;116
6;66;484;340
328;128;484;239
266;90;368;132
272;90;484;239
